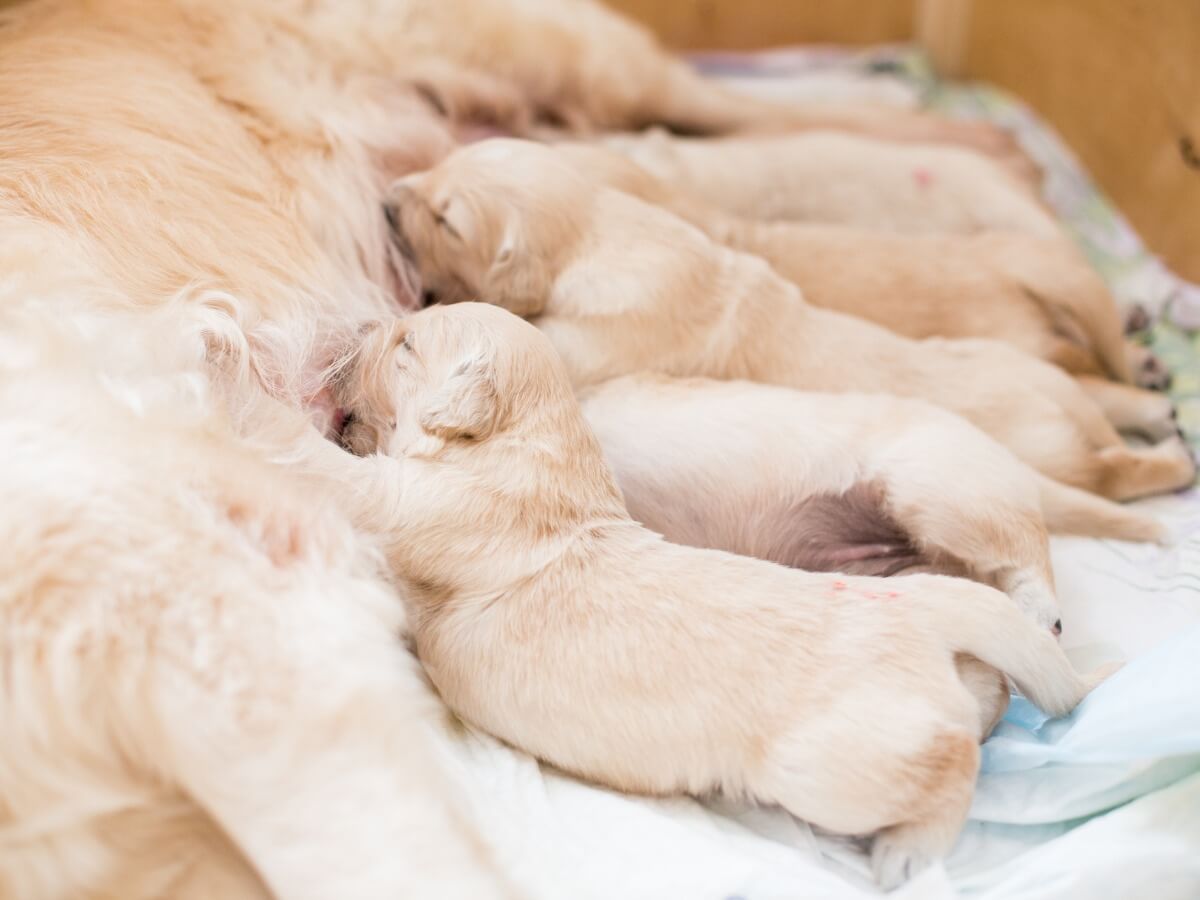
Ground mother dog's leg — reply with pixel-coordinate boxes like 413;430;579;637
144;507;512;900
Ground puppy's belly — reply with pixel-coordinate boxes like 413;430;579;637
748;481;930;576
639;480;946;577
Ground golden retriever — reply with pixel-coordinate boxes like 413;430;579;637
325;301;1111;890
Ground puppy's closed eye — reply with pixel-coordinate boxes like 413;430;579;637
432;195;472;243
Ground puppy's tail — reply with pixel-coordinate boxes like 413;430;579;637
910;578;1108;717
1037;474;1165;543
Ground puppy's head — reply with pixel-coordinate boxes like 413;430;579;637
382;139;587;318
333;302;573;459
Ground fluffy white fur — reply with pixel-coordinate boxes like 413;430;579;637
0;299;515;899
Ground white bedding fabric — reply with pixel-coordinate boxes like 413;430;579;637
431;528;1200;899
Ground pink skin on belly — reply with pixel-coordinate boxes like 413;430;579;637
913;168;934;188
305;384;346;439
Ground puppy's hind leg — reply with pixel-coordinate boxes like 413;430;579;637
1076;376;1179;443
870;729;980;890
1091;438;1197;501
866;409;1062;631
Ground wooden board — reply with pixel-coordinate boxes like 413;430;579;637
601;0;914;50
937;0;1200;282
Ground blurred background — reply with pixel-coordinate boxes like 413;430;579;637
603;0;1199;283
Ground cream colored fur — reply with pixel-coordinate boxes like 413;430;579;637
0;301;514;900
579;373;1164;632
0;0;1153;892
551;142;1179;394
599;128;1058;236
386;139;1196;501
327;301;1111;890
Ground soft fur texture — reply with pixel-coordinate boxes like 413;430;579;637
0;303;515;900
0;0;1167;893
328;302;1111;890
598;128;1058;235
579;373;1164;631
385;138;1195;500
552;142;1173;394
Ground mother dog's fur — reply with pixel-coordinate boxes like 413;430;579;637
0;304;515;899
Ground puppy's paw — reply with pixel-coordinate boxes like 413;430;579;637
1123;304;1152;335
1129;345;1172;391
1153;433;1198;486
870;826;937;892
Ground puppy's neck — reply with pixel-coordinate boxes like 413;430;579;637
381;406;630;602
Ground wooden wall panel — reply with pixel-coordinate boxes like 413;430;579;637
601;0;914;50
945;0;1200;282
605;0;1199;283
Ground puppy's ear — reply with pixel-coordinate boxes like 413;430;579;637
436;193;477;245
328;320;404;408
493;224;516;268
419;353;499;441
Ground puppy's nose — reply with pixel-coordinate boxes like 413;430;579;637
1051;619;1063;637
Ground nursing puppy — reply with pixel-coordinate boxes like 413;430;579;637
598;128;1058;236
385;140;1195;500
553;143;1170;396
329;302;1110;889
580;373;1163;632
0;308;514;900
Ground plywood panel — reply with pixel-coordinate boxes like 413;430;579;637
946;0;1200;282
601;0;914;50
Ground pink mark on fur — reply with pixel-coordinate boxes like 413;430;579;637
832;580;847;591
913;168;934;188
857;589;903;601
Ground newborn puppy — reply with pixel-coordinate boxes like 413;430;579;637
384;139;1195;501
329;301;1110;889
552;142;1172;401
579;373;1163;633
551;142;1172;399
597;128;1058;236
